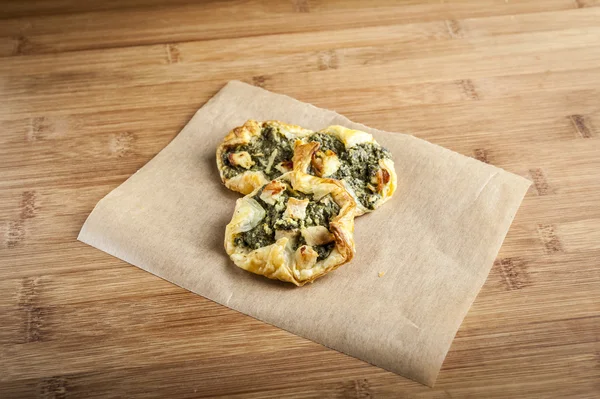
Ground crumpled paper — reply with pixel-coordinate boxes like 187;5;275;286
78;80;531;386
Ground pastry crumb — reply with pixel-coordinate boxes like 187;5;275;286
378;271;385;277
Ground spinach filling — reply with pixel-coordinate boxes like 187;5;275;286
307;132;346;156
221;125;294;180
234;184;340;261
309;133;392;210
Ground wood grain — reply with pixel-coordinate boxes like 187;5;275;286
1;1;599;397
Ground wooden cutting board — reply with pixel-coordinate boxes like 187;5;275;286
1;1;599;397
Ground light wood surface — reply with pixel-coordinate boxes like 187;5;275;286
1;1;599;397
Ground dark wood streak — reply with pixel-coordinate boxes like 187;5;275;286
20;191;38;219
529;168;551;196
13;35;31;56
317;50;339;70
349;378;372;399
4;191;38;248
537;224;564;254
24;307;46;343
166;44;181;64
39;376;68;399
445;19;463;38
569;114;593;138
473;148;489;164
6;220;25;248
109;132;135;157
252;75;269;88
495;257;530;291
293;0;310;13
18;277;37;306
458;79;480;100
18;277;47;343
28;117;52;141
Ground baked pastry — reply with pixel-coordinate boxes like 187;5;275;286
217;120;397;216
224;150;356;286
295;125;397;216
216;120;313;195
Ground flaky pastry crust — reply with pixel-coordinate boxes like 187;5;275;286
216;120;313;195
224;157;356;286
295;125;397;216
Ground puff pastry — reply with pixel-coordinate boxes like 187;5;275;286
216;120;313;195
295;126;397;216
224;159;356;286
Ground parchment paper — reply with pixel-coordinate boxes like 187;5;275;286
78;80;531;386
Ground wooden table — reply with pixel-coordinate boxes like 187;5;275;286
1;1;599;397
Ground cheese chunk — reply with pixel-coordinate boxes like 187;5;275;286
274;160;293;174
301;225;335;246
259;180;286;205
283;197;309;220
294;245;318;270
228;151;255;169
312;150;340;177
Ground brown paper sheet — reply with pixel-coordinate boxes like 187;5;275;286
78;81;531;386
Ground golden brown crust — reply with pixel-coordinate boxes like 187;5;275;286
224;170;356;286
216;120;313;195
291;140;317;176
